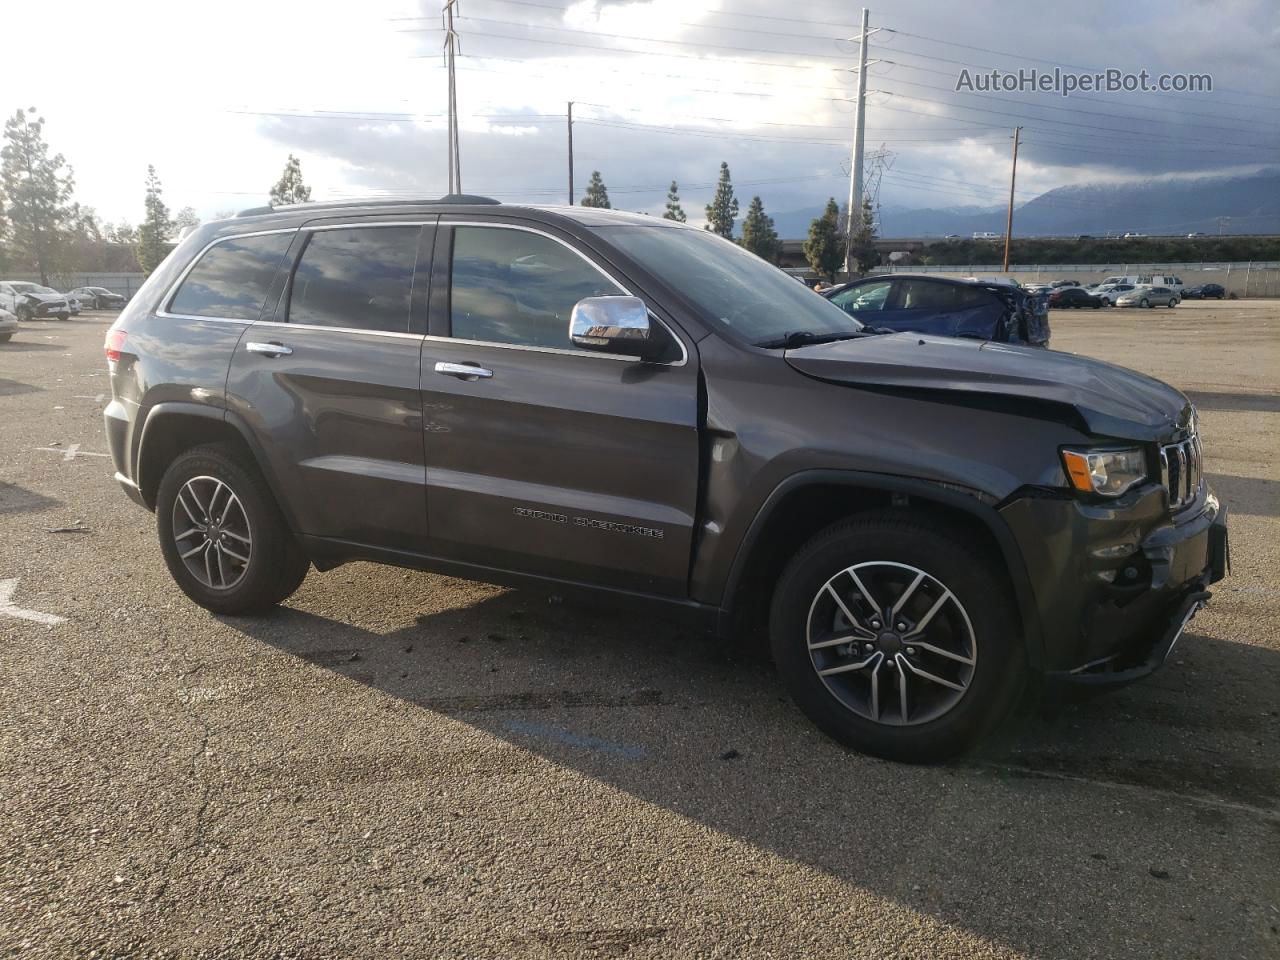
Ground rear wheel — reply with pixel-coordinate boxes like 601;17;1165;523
769;511;1024;763
156;443;310;614
56;312;69;321
1168;298;1177;308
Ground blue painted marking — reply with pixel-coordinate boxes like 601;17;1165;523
502;719;645;760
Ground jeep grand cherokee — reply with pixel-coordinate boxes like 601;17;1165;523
102;196;1229;762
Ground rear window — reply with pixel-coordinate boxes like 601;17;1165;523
288;226;420;333
168;232;293;320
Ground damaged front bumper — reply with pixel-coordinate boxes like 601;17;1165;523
1000;484;1229;700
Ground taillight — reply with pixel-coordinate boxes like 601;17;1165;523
104;328;127;362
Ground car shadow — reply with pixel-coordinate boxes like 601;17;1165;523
1208;472;1280;518
222;574;1280;958
1186;389;1280;414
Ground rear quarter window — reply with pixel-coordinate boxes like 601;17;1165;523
168;232;294;320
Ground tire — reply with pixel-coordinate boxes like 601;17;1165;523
155;443;310;614
56;312;69;321
769;510;1025;763
16;305;32;322
1168;299;1177;308
1140;298;1150;308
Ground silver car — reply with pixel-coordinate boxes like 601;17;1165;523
1115;286;1179;309
0;306;17;342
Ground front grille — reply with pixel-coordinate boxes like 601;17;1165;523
1160;435;1202;511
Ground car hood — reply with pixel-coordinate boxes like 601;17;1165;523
785;333;1191;441
18;291;65;302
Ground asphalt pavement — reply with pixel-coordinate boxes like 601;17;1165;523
0;303;1276;959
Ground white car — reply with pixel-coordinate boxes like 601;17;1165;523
0;307;17;343
1094;283;1138;306
0;281;70;321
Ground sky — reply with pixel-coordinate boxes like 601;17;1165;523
5;0;1278;235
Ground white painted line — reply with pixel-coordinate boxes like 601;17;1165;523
36;444;111;462
73;394;106;403
0;579;65;626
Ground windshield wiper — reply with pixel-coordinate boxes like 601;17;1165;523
754;330;863;349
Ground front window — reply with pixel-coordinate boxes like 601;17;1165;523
592;223;862;345
450;226;624;350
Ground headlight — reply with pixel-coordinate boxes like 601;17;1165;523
1061;447;1146;497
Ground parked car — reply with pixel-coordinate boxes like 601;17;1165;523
1101;274;1184;294
1181;283;1226;300
1048;287;1102;309
68;286;128;309
66;293;82;316
0;307;17;343
1094;283;1137;306
1116;286;1179;309
0;281;70;321
101;197;1227;763
822;275;1049;346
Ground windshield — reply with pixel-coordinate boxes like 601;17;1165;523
11;283;38;293
592;224;863;344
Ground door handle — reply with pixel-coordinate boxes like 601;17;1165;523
246;341;292;357
435;361;492;380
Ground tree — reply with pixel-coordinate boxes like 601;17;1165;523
0;108;76;284
739;195;780;263
847;197;881;275
137;165;173;275
174;206;201;233
580;170;611;208
269;154;312;207
704;161;738;238
105;221;137;244
803;198;846;281
663;180;686;222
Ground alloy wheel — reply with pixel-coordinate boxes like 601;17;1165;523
171;475;253;590
806;561;977;726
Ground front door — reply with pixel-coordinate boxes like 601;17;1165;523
419;221;700;597
225;221;433;552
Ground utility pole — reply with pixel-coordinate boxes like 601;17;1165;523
843;8;876;276
1002;126;1022;272
567;101;575;205
443;0;462;194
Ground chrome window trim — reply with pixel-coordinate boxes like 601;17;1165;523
253;320;424;341
303;220;435;231
156;227;298;324
443;220;689;367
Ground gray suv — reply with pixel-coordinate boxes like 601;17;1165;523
103;196;1228;762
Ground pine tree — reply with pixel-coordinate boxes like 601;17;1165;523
847;197;881;275
580;171;611;208
803;198;846;281
739;196;780;263
137;165;173;275
269;154;312;206
663;180;686;222
174;206;201;233
704;162;738;238
0;108;76;284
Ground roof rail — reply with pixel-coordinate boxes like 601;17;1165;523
235;194;501;217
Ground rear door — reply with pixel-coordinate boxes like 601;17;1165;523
419;219;700;597
225;219;434;552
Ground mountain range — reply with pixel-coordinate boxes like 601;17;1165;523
769;168;1280;239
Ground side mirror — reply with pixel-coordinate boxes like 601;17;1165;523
569;296;653;358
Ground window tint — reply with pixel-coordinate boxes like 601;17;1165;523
169;232;292;320
287;227;419;333
450;226;623;349
831;279;891;313
954;286;994;308
897;279;961;310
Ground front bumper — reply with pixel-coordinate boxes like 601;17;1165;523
1000;484;1228;698
28;301;68;317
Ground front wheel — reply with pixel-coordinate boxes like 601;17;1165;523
56;312;69;321
1168;299;1177;308
156;443;310;614
1141;298;1150;308
769;511;1025;763
16;305;33;322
